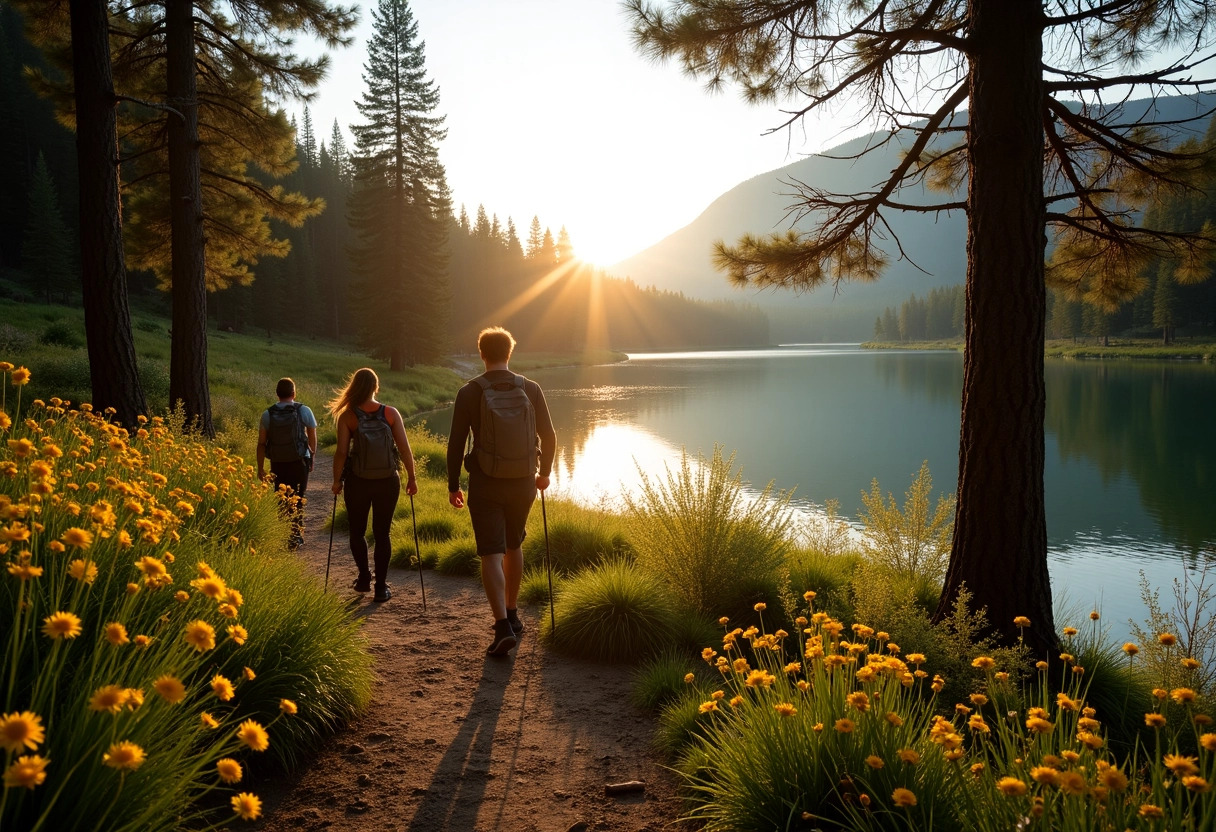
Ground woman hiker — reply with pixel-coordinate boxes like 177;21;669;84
330;368;418;602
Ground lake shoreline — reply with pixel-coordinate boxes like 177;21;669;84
861;339;1216;361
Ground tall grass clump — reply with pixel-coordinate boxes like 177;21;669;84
626;446;793;616
663;593;1216;832
0;368;372;830
542;558;676;663
857;461;953;586
521;502;631;574
631;650;699;712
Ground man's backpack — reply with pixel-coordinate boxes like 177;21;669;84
474;375;538;479
264;403;309;463
350;405;399;479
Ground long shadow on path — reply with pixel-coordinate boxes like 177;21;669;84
406;640;535;832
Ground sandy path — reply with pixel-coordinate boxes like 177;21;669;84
252;455;683;832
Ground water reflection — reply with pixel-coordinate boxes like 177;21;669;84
419;348;1215;635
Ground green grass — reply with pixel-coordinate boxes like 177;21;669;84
541;558;678;663
631;650;700;712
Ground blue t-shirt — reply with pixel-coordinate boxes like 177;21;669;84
260;402;318;452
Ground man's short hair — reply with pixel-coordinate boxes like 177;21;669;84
478;327;516;363
276;378;296;399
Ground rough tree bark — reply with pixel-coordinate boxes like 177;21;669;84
69;0;148;427
934;0;1056;656
165;0;213;436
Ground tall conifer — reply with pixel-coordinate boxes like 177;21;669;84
22;152;74;303
348;0;449;368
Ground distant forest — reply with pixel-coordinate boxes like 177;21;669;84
875;115;1216;346
0;4;768;357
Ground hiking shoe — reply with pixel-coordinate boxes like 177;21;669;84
487;620;517;655
352;575;372;593
507;609;525;635
373;583;392;603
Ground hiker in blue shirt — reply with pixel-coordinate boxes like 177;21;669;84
257;378;318;550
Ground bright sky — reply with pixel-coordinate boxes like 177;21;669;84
304;0;868;267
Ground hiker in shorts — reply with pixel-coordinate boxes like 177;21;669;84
257;378;318;550
447;327;557;655
329;367;418;603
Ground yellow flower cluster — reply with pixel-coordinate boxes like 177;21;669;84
0;383;302;826
695;603;1216;822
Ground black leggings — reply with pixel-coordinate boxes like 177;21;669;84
344;473;400;586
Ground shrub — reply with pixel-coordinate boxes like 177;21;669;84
414;516;456;543
435;539;480;576
631;650;699;712
0;389;373;831
625;446;793;616
786;546;860;622
656;688;709;758
522;518;630;574
541;558;677;663
39;321;85;349
857;461;954;586
518;565;562;605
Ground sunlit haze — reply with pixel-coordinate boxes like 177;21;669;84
304;0;867;268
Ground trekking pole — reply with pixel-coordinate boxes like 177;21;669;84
409;493;426;611
541;488;555;632
325;490;337;590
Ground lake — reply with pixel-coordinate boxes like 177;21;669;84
421;345;1216;638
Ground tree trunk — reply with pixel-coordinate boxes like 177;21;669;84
165;0;213;436
69;0;147;427
933;0;1056;656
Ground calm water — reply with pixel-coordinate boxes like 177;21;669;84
422;345;1216;636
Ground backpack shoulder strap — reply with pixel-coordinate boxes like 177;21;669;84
474;375;493;392
513;374;526;389
377;404;388;423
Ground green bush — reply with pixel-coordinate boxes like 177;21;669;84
39;321;85;348
786;546;861;622
626;446;793;617
518;565;562;605
541;558;677;663
631;650;699;712
655;688;711;758
414;515;457;543
521;518;630;574
435;539;480;576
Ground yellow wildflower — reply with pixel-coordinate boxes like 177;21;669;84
1172;688;1197;705
183;620;216;652
153;675;187;704
41;611;82;640
891;788;917;808
200;712;220;730
280;699;298;715
1164;754;1199;777
897;748;921;765
231;792;262;821
211;675;236;702
102;741;145;771
3;754;48;789
996;777;1028;796
217;758;243;784
89;685;128;714
104;622;129;646
774;702;796;717
0;711;45;753
1183;776;1211;793
236;719;269;752
61;527;93;549
865;755;884;769
834;718;854;733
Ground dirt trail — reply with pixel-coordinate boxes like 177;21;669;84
253;454;682;832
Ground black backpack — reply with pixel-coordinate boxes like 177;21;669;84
350;405;399;479
474;375;538;479
264;403;309;463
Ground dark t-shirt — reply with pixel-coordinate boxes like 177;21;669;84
446;370;556;491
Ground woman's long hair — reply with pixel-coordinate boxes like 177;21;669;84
328;368;379;424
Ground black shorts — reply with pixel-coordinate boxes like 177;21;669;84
467;469;536;556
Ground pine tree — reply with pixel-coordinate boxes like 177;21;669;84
631;0;1216;650
526;215;543;259
557;226;573;262
348;0;450;368
505;217;523;259
22;152;74;303
1153;265;1178;344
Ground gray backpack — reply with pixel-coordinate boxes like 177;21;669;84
475;375;538;479
350;405;398;479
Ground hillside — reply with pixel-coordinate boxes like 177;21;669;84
612;93;1216;341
